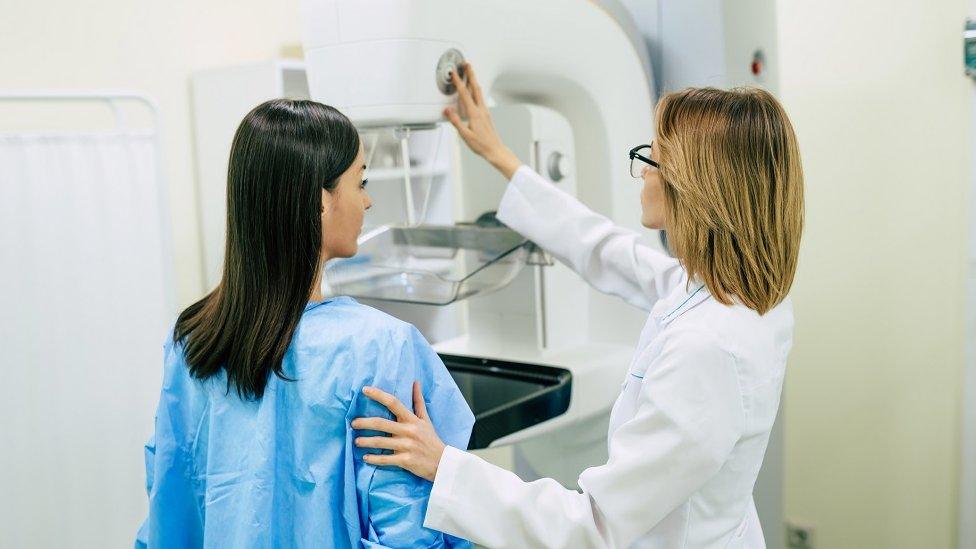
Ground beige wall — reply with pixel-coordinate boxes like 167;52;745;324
0;0;303;308
777;1;970;547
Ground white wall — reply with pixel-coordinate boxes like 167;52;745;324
0;0;304;309
776;1;971;547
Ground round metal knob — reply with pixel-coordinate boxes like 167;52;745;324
547;152;571;182
436;48;467;95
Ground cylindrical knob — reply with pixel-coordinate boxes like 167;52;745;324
547;151;571;182
436;48;467;95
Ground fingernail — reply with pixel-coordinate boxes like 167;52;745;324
354;438;362;446
363;387;372;395
363;454;372;462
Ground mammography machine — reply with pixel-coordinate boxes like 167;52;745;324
303;0;658;486
300;0;780;489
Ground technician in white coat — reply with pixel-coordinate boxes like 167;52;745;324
353;64;805;548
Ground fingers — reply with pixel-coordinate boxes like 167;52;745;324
362;452;400;466
443;106;470;137
412;381;428;419
355;436;402;451
363;386;413;420
464;62;484;105
452;69;475;114
351;416;407;435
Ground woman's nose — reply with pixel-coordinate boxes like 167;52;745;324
364;193;372;210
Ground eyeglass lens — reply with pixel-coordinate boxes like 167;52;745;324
631;146;652;178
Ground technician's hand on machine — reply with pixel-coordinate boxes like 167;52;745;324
352;382;446;482
444;62;522;180
353;63;526;486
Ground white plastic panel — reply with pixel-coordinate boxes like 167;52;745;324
299;0;340;48
304;39;464;127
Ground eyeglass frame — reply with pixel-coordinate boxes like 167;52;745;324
629;143;659;178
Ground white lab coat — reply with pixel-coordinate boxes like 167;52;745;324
423;166;793;548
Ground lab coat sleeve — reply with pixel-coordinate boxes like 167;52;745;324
356;325;475;548
424;328;745;548
496;165;684;312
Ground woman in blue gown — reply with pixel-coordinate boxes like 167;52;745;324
135;99;474;548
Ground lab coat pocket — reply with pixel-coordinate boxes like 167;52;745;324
617;339;659;418
621;369;645;396
615;359;651;423
724;516;749;548
624;345;654;385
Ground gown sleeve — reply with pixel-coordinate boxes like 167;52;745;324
497;166;685;312
133;434;154;549
353;324;475;548
133;338;205;549
132;398;203;548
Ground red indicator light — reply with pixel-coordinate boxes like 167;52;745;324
751;50;766;77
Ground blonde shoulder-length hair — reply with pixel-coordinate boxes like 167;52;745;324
655;87;804;315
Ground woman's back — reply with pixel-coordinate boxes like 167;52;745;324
137;297;474;548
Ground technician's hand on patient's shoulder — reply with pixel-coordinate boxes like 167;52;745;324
443;62;522;180
352;381;446;482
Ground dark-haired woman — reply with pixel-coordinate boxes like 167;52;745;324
135;99;474;548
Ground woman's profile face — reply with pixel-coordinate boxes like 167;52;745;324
640;140;666;230
321;144;371;260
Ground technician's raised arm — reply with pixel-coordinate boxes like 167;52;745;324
445;66;684;312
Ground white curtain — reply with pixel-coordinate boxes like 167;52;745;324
0;131;172;547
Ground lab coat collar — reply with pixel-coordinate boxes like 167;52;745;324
652;282;710;326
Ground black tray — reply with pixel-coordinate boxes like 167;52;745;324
440;354;572;450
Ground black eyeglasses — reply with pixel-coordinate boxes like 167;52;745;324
629;143;659;178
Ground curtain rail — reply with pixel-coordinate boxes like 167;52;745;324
0;90;159;132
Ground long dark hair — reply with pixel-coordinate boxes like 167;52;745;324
175;99;360;399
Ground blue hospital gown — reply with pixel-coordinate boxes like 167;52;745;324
135;297;475;548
